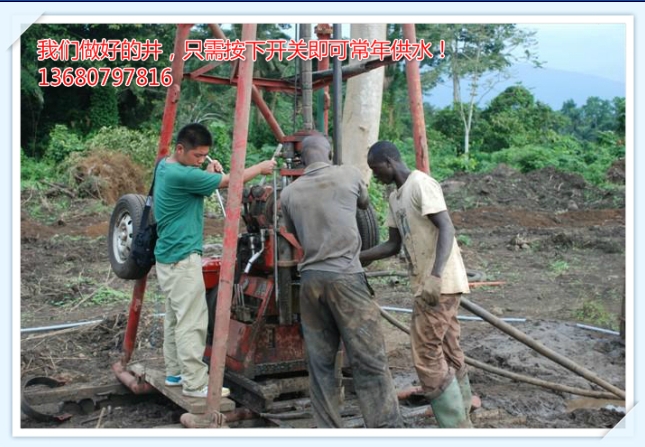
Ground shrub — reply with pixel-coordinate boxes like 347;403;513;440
89;87;119;131
86;126;160;170
44;124;86;163
20;148;56;189
208;121;233;171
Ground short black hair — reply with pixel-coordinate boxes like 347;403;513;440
176;123;213;150
368;140;401;164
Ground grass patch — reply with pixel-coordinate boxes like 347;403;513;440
549;259;570;276
24;195;72;225
573;299;619;331
87;286;131;306
457;234;472;247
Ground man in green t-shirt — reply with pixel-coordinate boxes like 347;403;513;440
154;123;275;399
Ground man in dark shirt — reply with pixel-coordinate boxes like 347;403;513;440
280;135;402;428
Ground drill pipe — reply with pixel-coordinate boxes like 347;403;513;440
379;306;622;401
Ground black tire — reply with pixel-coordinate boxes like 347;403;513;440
356;204;380;250
108;194;151;280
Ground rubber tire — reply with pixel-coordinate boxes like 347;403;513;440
108;194;151;280
356;204;380;250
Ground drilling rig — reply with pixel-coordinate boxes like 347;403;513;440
107;22;427;421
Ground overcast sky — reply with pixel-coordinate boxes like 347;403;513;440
281;22;627;84
517;23;626;83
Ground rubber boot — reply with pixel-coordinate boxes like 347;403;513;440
429;377;473;428
458;373;473;415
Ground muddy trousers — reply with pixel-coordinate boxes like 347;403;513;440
156;253;209;392
411;293;467;397
299;271;403;428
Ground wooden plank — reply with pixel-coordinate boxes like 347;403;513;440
129;363;235;413
23;382;130;405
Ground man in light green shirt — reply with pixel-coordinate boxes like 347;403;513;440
154;123;275;399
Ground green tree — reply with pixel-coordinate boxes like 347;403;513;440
429;105;486;155
613;97;625;138
89;87;119;130
422;24;542;156
559;96;624;143
481;85;563;151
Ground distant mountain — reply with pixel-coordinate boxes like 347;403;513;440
423;64;626;111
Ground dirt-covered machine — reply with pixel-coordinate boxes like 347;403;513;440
201;132;380;410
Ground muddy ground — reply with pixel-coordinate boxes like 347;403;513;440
18;163;627;431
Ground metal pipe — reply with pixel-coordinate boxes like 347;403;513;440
21;319;103;334
378;307;620;400
118;24;191;373
222;408;258;423
244;234;265;274
293;57;395;84
207;23;258;423
300;24;313;130
458;315;525;323
157;24;192;161
332;23;343;165
379;306;526;322
576;323;620;336
120;275;148;366
209;22;286;143
206;155;227;217
215;190;226;218
465;357;619;400
315;23;332;134
273;168;279;307
251;86;286;142
208;23;227;40
110;362;156;395
402;24;429;174
460;297;625;399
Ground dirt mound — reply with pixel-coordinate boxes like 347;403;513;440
21;213;58;242
444;164;624;211
606;158;625;184
452;207;625;230
70;151;146;205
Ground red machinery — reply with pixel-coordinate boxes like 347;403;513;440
108;22;429;426
201;133;312;411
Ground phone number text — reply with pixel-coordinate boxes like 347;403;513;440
38;67;173;87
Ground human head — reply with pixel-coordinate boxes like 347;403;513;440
367;140;403;185
175;123;213;167
300;134;332;166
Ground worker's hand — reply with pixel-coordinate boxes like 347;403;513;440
206;157;224;173
257;159;277;175
415;273;442;308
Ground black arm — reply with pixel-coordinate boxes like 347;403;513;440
360;227;402;265
427;211;455;277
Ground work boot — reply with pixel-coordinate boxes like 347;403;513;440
429;377;473;428
458;373;473;415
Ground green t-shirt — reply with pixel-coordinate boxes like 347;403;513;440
153;159;222;263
